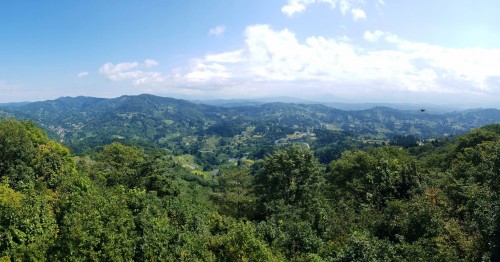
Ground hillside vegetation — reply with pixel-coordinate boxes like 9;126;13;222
1;116;499;261
1;94;499;165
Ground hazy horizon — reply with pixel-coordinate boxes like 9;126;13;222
1;1;499;106
2;93;498;111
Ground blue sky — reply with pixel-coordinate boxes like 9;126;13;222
1;0;500;106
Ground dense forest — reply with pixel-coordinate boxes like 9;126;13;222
1;117;499;261
1;94;499;164
1;95;500;261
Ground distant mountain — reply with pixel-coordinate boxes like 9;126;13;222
0;101;31;108
321;102;465;113
1;94;499;155
192;97;468;113
192;96;316;107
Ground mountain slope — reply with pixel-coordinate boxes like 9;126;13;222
1;94;499;156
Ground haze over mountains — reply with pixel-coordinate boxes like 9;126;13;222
192;96;481;112
1;94;499;157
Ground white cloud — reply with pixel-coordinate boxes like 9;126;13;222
282;0;368;21
205;50;245;63
170;25;500;98
183;60;231;83
208;25;226;36
94;26;500;102
100;62;139;75
99;59;165;85
281;0;310;16
338;0;351;14
363;30;385;42
351;8;366;21
144;59;159;67
77;72;89;78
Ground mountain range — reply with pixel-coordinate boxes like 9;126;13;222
1;94;499;156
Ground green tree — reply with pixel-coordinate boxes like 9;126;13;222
328;147;421;208
0;119;48;190
255;146;325;215
33;140;76;189
0;184;58;261
0;119;75;191
214;167;255;219
128;186;217;261
95;142;144;187
136;152;181;197
209;215;282;261
444;139;500;260
254;146;331;258
53;183;136;261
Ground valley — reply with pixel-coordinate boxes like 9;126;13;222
2;94;499;168
1;95;500;260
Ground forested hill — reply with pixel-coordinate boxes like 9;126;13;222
1;94;499;156
1;118;499;261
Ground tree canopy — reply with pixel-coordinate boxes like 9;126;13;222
1;119;499;261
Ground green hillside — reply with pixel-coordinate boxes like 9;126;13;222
1;95;499;166
1;118;499;261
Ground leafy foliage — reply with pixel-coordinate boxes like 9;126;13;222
0;118;499;260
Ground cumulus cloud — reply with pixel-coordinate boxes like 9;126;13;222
208;25;226;36
185;62;231;83
282;0;367;21
351;8;367;21
99;59;164;85
77;72;89;78
281;0;310;16
171;25;500;97
363;30;385;42
144;59;159;67
100;62;139;76
95;26;500;101
205;50;245;63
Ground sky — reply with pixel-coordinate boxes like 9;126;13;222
1;0;500;106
